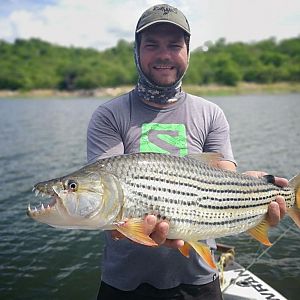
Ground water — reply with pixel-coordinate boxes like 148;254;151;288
0;94;299;300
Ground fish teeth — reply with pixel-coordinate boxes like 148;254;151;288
27;199;53;214
33;188;50;198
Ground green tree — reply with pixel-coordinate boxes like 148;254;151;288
0;36;299;91
212;54;242;86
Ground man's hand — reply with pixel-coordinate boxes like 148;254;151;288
144;215;184;248
244;171;288;226
111;215;184;248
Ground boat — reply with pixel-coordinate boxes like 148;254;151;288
216;244;287;300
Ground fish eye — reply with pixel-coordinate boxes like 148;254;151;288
67;180;78;191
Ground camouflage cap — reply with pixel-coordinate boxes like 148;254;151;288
136;4;190;35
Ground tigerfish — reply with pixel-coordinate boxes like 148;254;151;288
27;153;300;269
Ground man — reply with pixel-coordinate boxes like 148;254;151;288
87;4;287;300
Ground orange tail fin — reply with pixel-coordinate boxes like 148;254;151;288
287;174;300;227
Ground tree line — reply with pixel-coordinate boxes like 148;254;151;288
0;36;299;90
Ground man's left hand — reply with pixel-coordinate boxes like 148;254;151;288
244;171;288;226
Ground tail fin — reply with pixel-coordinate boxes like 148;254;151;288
287;174;300;227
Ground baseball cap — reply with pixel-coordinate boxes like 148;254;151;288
136;4;190;36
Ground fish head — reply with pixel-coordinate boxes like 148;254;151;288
27;167;123;230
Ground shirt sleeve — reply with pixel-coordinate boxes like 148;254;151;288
87;106;124;163
203;106;236;165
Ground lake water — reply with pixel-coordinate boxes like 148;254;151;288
0;93;299;300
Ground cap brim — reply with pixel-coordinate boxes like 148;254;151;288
136;20;190;35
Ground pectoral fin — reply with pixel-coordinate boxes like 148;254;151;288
115;218;158;247
188;241;217;269
247;219;272;246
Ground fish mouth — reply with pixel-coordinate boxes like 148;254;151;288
27;186;58;217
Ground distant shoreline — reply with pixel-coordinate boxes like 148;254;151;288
1;82;300;99
184;82;300;97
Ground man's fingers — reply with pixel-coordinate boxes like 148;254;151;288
266;196;287;227
267;202;280;226
243;171;267;178
275;196;287;219
150;221;169;245
267;177;287;225
274;177;289;188
144;216;185;248
144;215;158;235
163;239;185;249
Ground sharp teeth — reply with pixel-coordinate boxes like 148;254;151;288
28;204;31;211
47;204;50;209
34;207;38;212
52;186;60;195
41;203;45;210
33;188;51;198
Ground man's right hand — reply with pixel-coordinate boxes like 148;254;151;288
111;215;184;248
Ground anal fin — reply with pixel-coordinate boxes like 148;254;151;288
178;242;191;258
247;219;272;246
188;241;217;269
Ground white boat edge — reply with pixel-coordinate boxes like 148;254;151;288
221;263;287;300
217;244;287;300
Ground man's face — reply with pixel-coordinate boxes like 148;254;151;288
139;23;188;87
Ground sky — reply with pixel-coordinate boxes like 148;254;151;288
0;0;299;51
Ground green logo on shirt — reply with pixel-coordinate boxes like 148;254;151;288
140;123;187;157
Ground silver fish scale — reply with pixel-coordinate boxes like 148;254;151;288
101;153;294;240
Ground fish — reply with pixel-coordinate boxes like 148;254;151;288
27;153;300;269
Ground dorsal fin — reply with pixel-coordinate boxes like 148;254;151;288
187;152;222;167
